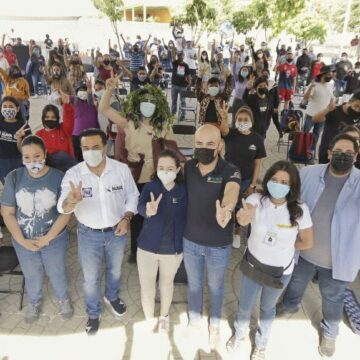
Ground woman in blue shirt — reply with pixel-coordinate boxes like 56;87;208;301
137;150;187;333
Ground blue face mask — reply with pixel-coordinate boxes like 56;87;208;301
240;70;249;78
267;180;290;199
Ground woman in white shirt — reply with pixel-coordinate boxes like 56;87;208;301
227;160;313;359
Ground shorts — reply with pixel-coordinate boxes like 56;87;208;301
279;88;293;101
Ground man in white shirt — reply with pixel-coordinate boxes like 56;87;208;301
184;40;197;86
57;128;139;335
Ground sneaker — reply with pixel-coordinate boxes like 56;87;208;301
226;334;244;352
232;234;241;249
58;299;74;320
25;303;41;324
104;297;127;317
276;302;298;318
31;94;39;99
158;315;170;333
318;335;335;357
209;324;221;351
85;317;100;336
251;347;266;360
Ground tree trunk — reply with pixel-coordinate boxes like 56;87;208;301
111;20;125;59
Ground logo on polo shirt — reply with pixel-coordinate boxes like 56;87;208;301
106;185;124;192
82;187;93;198
249;144;257;151
230;171;241;179
207;176;223;184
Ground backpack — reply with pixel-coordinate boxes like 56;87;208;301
280;109;302;133
288;131;314;163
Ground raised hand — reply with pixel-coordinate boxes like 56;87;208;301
85;76;92;92
67;181;83;205
146;192;163;217
236;199;258;226
58;89;70;104
15;123;29;141
247;74;255;89
215;200;233;229
219;102;230;119
105;74;120;91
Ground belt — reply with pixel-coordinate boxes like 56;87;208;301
81;223;116;233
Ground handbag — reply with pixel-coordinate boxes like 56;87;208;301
240;248;291;289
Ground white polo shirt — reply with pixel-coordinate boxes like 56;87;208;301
57;157;139;229
246;193;312;275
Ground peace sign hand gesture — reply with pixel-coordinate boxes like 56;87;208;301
105;73;120;91
247;74;255;89
219;101;230;120
15;123;29;141
236;199;258;226
215;200;233;229
146;192;163;217
66;181;83;205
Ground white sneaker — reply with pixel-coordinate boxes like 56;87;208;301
158;315;170;333
209;324;221;351
232;234;241;248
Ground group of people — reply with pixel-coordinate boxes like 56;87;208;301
0;29;359;360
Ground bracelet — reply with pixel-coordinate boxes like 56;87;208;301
122;215;132;223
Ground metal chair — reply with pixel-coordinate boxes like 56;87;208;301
178;90;198;123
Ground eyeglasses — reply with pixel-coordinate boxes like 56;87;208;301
331;150;356;157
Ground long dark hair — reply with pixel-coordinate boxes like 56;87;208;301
151;149;184;183
41;104;60;122
0;96;23;122
261;160;303;227
200;50;210;64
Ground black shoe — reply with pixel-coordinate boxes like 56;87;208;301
104;297;127;317
128;253;137;264
85;317;100;335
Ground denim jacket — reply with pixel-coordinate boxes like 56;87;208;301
299;164;360;282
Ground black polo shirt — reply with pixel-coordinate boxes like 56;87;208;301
184;157;241;247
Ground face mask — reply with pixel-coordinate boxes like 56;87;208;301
355;69;360;74
83;149;104;167
324;76;332;82
236;122;252;132
194;148;216;165
103;60;110;65
240;70;249;78
257;87;268;96
9;69;22;78
208;87;219;97
240;48;245;52
94;89;105;99
348;107;360;119
157;170;177;185
341;56;347;61
138;75;147;82
43;119;59;129
330;152;354;173
33;49;40;56
23;160;45;174
77;91;88;101
201;55;207;60
1;107;17;119
258;53;263;59
52;71;61;79
286;58;293;63
140;102;156;118
267;180;290;199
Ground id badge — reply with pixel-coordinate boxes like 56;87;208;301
264;231;277;246
111;124;118;133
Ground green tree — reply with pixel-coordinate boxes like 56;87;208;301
92;0;124;57
287;15;327;46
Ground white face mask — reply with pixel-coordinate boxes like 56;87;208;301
23;159;45;174
140;102;156;118
94;89;105;99
236;122;252;132
208;87;219;97
157;170;177;185
83;149;104;167
77;91;88;101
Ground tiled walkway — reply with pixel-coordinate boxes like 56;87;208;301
0;97;359;360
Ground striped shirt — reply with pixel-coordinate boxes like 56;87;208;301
129;51;145;72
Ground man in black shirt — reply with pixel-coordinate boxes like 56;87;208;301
183;124;240;350
12;38;29;74
314;91;360;163
170;50;191;120
335;52;353;95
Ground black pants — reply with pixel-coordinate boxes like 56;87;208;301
130;182;145;256
189;69;197;87
72;135;83;162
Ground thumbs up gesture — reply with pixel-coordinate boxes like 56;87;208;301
236;199;258;226
215;200;233;228
146;192;163;217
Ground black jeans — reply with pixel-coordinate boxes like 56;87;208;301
72;135;83;162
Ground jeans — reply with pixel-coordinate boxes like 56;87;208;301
235;272;291;349
48;151;77;173
0;157;23;184
31;73;47;95
12;229;70;305
77;223;127;319
171;85;186;117
303;114;324;149
282;256;348;339
334;79;346;97
183;238;232;326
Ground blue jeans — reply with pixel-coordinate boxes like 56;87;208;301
183;238;232;326
77;223;127;319
235;272;291;349
171;85;186;117
31;73;48;95
48;151;77;173
303;114;324;149
282;256;348;339
0;157;23;184
12;229;70;305
334;79;346;96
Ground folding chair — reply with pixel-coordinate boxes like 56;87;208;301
0;246;25;310
178;90;198;124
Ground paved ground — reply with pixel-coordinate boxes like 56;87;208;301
0;95;359;360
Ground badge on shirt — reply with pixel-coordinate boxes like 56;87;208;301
249;144;257;151
82;187;93;198
207;175;223;184
264;231;277;246
177;65;185;76
230;171;241;180
106;185;123;192
172;197;178;204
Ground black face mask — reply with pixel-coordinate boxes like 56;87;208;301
9;70;22;78
103;60;110;65
194;148;216;165
257;87;268;96
324;76;332;82
330;152;354;174
348;107;360;119
286;58;293;63
43;120;59;129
